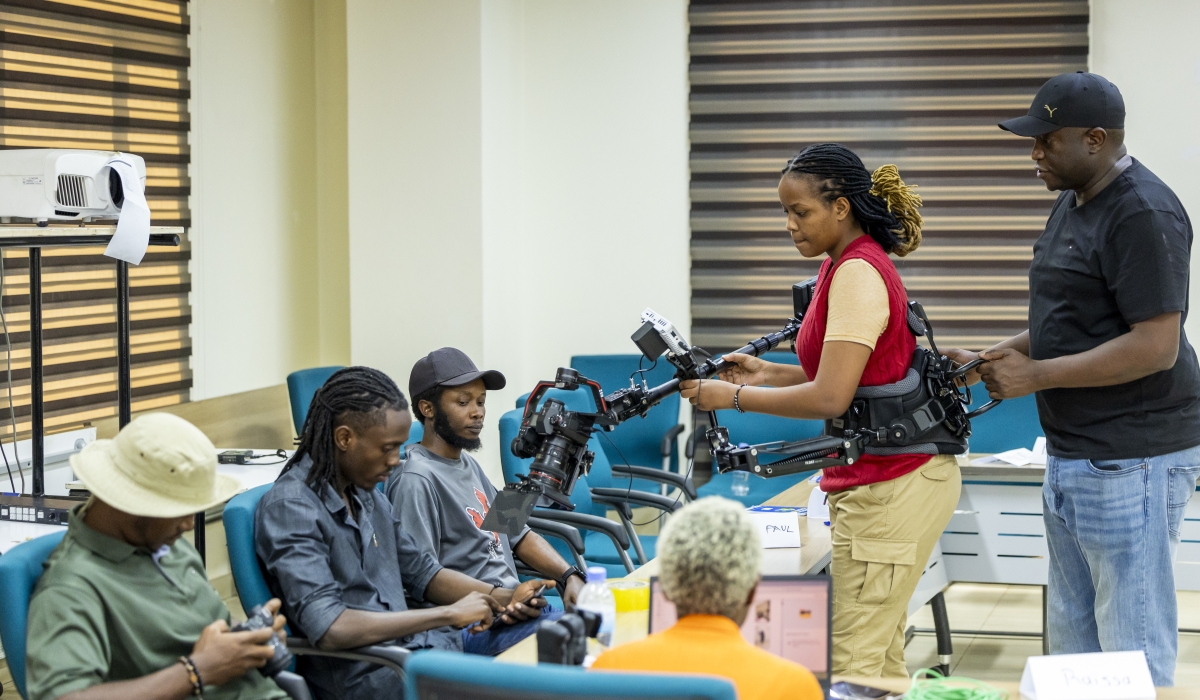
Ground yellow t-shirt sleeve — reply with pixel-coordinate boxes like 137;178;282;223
824;258;890;350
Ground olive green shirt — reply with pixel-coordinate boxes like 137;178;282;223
26;505;287;700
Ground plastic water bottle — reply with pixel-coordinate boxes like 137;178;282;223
731;470;751;497
575;566;617;647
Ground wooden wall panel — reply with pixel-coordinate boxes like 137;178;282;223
0;0;190;440
689;0;1087;351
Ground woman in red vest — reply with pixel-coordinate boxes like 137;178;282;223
680;143;961;679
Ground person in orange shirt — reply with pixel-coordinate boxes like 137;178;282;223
590;497;823;700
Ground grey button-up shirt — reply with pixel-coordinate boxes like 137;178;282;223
255;457;448;700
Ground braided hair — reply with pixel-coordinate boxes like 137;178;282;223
280;366;409;493
782;143;924;257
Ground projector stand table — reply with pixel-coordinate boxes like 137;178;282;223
0;227;188;552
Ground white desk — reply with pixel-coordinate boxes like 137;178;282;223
0;521;65;555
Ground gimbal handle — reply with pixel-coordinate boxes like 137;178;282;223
947;358;1002;419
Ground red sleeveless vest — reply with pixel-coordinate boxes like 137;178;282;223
796;235;930;491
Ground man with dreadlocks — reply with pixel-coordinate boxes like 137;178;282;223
680;143;959;678
386;348;581;655
255;366;552;700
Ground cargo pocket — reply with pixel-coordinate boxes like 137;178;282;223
851;536;917;606
921;460;955;482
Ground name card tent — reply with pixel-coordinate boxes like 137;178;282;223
0;227;184;541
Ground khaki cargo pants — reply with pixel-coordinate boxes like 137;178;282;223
826;455;961;677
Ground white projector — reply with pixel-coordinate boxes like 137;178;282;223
0;149;146;225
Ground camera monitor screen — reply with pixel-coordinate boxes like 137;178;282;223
649;575;832;689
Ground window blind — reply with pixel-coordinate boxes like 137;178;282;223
689;0;1088;352
0;0;190;438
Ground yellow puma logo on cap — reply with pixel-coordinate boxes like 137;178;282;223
1044;104;1058;117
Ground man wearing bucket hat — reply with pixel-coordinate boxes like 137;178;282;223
945;72;1200;686
387;348;581;654
25;413;289;700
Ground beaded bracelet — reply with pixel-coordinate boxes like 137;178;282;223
178;656;204;697
733;384;748;413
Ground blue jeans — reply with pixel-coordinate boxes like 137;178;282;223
1043;445;1200;687
461;604;563;656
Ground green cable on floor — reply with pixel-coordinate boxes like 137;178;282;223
903;668;1008;700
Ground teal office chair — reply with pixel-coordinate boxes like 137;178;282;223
500;401;692;574
697;351;823;506
964;390;1044;453
223;486;410;684
286;366;345;434
0;531;66;699
569;355;685;493
405;650;737;700
0;530;312;700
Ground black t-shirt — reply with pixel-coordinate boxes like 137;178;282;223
1029;159;1200;460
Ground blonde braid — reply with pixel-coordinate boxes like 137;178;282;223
869;164;923;257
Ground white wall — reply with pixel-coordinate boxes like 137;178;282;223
345;0;485;385
1090;0;1200;339
189;0;320;401
347;0;691;481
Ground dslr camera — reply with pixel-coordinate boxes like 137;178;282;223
232;604;293;677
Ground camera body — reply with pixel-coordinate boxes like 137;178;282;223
537;610;602;665
231;605;292;677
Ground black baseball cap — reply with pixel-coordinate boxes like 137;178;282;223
999;71;1125;137
409;347;506;399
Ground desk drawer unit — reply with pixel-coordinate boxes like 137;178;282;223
940;482;1048;586
1175;495;1200;591
942;482;1200;590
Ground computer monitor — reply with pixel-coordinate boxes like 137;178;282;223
649;574;833;692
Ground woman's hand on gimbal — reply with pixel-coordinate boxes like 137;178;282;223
717;353;774;386
679;378;738;411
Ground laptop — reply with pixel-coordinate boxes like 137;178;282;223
649;574;833;695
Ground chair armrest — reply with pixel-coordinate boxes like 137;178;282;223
611;464;697;500
287;637;409;676
527;516;586;554
592;487;684;514
660;424;685;457
528;516;590;570
273;671;313;700
530;510;630;551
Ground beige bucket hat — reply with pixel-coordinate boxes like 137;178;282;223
69;412;241;518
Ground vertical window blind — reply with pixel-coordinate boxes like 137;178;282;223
688;0;1088;352
0;0;191;438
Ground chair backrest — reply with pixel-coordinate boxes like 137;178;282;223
964;390;1044;454
405;650;736;700
0;530;68;698
569;355;682;469
402;421;424;459
286;366;345;435
223;484;276;615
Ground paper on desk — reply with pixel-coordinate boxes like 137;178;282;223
970;438;1049;468
745;507;801;548
102;154;151;265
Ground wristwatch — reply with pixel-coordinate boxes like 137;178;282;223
556;565;585;591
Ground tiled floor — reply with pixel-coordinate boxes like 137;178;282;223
905;583;1200;686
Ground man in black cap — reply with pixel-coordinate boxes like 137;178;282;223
947;72;1200;686
387;347;583;655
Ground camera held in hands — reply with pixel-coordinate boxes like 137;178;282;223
537;609;602;665
232;604;293;677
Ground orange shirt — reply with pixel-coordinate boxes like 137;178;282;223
590;614;824;700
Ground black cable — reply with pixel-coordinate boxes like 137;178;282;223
597;429;689;528
629;356;659;387
0;251;21;495
245;449;288;465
